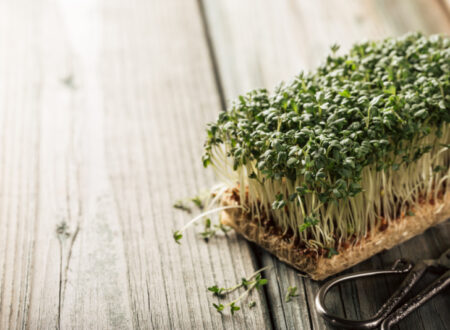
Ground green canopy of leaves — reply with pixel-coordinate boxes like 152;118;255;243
204;33;449;203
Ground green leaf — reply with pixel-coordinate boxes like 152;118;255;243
202;154;211;168
339;90;351;98
369;94;383;107
287;157;299;167
208;285;219;293
299;215;319;232
285;286;299;302
230;302;240;315
383;85;396;95
272;193;286;210
255;278;268;289
213;303;224;313
414;109;427;118
191;196;204;210
208;285;225;297
173;231;183;244
241;277;251;289
330;44;340;53
173;200;191;213
433;165;444;173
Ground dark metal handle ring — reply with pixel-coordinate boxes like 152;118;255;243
314;258;413;330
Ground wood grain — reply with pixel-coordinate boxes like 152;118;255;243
0;0;271;328
100;0;271;328
201;0;450;329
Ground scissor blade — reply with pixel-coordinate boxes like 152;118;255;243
380;269;450;330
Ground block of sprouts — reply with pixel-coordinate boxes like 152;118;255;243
202;33;450;280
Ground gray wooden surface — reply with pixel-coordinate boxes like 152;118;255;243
0;0;448;329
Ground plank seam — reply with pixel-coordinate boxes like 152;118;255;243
196;0;227;111
252;248;276;329
301;278;314;330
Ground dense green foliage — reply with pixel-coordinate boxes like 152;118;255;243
204;33;449;205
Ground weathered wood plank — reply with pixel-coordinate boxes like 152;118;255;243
98;0;272;329
201;0;450;329
0;0;272;328
0;1;134;328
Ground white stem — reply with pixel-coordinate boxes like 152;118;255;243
180;206;245;232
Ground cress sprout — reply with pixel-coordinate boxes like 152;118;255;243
203;33;450;254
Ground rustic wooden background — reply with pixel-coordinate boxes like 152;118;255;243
0;0;449;329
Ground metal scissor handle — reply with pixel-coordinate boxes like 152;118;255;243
380;269;450;330
315;249;450;330
315;258;414;329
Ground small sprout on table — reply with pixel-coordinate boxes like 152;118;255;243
173;205;244;244
200;218;213;241
330;43;340;53
285;286;299;302
191;196;205;210
209;266;269;315
254;274;268;289
230;302;240;315
173;231;183;244
173;191;210;214
208;285;225;298
241;277;251;289
56;221;71;238
213;303;224;313
200;218;231;242
173;200;192;214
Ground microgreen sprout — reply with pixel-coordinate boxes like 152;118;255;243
203;33;450;253
230;302;240;315
173;231;183;244
173;205;245;244
173;190;213;214
212;303;224;312
285;286;299;302
298;215;319;232
200;218;231;242
209;266;269;315
173;200;192;214
191;196;205;210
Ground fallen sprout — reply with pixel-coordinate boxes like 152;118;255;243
200;218;231;242
173;200;192;214
173;205;245;244
209;266;269;315
285;286;299;302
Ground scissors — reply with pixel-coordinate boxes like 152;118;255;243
315;248;450;330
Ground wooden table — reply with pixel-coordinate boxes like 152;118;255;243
1;0;449;329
